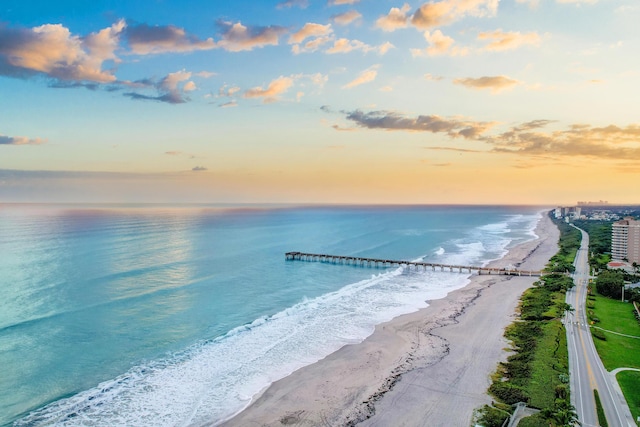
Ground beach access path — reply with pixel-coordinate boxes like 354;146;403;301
220;214;559;427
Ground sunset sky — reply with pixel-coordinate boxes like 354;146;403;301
1;0;639;204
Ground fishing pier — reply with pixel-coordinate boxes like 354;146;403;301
285;252;543;277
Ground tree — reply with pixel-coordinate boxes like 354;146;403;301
542;400;580;427
595;270;625;299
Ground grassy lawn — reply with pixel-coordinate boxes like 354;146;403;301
617;370;640;423
591;294;640;371
592;294;640;336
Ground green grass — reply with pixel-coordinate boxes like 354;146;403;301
617;370;640;423
592;294;640;336
591;294;640;371
594;389;609;427
518;413;548;427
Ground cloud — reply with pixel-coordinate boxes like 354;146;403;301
277;0;309;9
291;35;333;54
192;166;208;171
478;29;541;52
243;76;294;102
0;134;46;145
289;23;332;44
332;10;363;26
426;146;484;153
124;69;195;104
219;101;238;108
343;109;497;139
516;0;539;8
342;65;379;89
195;71;216;78
411;30;468;56
424;73;445;81
325;38;390;54
218;84;241;97
165;151;182;155
411;0;499;30
485;122;640;160
216;21;287;52
328;0;360;5
376;4;412;32
125;23;215;54
557;0;598;4
453;75;520;93
0;20;125;82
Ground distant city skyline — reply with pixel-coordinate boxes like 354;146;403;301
2;0;639;204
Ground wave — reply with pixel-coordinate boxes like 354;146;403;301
16;266;470;427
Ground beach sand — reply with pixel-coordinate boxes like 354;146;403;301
221;213;559;427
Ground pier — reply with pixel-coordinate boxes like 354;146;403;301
285;252;543;277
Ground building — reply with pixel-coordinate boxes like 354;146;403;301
611;218;640;264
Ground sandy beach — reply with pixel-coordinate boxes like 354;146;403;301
221;212;559;427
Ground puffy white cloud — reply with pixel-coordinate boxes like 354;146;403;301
0;20;125;82
376;4;412;32
411;30;468;56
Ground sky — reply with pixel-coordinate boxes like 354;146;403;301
1;0;639;205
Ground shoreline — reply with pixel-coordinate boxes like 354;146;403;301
220;212;559;427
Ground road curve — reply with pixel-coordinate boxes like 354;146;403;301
565;225;635;427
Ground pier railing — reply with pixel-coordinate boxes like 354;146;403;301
285;252;543;277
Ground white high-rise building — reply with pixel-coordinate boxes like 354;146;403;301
611;218;640;264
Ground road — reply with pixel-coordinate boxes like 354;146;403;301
565;225;636;426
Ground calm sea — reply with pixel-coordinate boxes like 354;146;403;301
0;204;542;426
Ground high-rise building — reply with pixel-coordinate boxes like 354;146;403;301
611;218;640;264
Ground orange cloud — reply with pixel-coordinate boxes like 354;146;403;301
342;66;379;88
376;4;412;32
289;23;332;44
332;10;362;26
411;30;468;56
478;29;541;51
453;75;520;92
411;0;499;30
243;76;294;102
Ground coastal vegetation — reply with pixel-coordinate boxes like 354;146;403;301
545;221;580;274
477;214;578;427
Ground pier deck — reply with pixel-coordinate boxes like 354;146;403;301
285;252;543;277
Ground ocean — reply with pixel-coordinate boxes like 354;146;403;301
0;204;542;426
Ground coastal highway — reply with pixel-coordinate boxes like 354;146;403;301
565;225;635;427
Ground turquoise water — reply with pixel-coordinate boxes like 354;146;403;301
0;204;542;426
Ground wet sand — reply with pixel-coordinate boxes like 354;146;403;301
221;213;559;427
